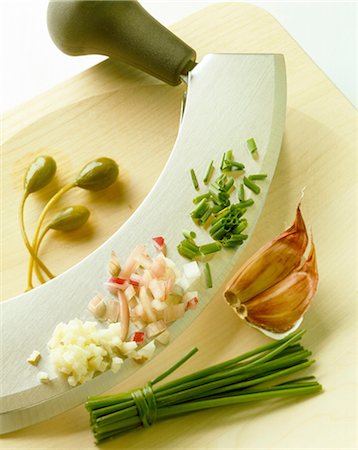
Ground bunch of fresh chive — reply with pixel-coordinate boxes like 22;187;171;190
86;330;322;443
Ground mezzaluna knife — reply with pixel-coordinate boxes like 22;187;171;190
0;0;286;433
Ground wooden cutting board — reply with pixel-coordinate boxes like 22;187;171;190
1;3;357;449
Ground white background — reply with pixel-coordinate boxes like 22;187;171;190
0;1;357;112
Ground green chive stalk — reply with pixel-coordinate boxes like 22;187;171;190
203;161;215;185
243;176;260;195
249;174;267;181
190;169;199;191
246;137;257;154
86;330;322;443
204;262;213;288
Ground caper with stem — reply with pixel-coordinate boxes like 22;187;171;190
24;155;57;194
27;157;119;289
47;205;90;231
75;157;119;191
33;205;90;282
19;155;57;289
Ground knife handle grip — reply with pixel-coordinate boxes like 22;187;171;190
47;0;196;86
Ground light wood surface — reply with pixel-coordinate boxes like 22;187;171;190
1;3;357;449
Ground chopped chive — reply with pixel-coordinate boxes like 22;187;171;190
249;174;268;181
203;160;215;185
199;242;222;255
221;240;243;248
193;193;210;204
211;227;227;241
190;168;199;191
246;138;257;154
204;263;213;288
224;177;235;192
210;218;226;234
191;199;209;219
220;150;233;171
239;199;254;208
233;220;248;234
208;189;220;205
243;176;260;195
180;239;200;254
219;153;226;171
223;160;245;171
239;184;245;201
230;233;248;241
217;174;228;185
225;150;234;165
177;245;197;260
182;230;196;240
200;207;213;225
212;205;225;214
208;184;221;197
213;206;230;220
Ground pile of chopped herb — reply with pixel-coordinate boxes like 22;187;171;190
178;140;267;287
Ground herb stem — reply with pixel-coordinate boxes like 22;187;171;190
27;182;76;290
33;225;51;284
152;347;199;385
19;193;55;290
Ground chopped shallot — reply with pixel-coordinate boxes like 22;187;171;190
131;331;145;343
84;238;200;380
104;299;120;323
88;294;106;319
185;297;199;310
150;255;167;278
152;299;168;312
120;245;146;278
149;278;166;300
139;286;157;323
124;284;136;301
152;236;165;249
183;261;201;281
117;290;129;341
133;340;156;363
163;303;185;323
145;320;167;338
155;329;170;345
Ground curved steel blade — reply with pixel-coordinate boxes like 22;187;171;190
1;54;286;433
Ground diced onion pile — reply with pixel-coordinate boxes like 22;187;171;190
48;239;201;386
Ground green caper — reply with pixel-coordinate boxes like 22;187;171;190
75;157;119;191
24;155;57;194
48;205;90;231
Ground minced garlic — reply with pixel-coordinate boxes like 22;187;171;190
27;350;41;366
37;371;50;384
47;319;137;386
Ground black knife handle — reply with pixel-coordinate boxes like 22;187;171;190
47;0;196;85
